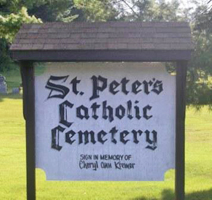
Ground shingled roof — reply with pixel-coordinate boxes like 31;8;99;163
10;21;194;61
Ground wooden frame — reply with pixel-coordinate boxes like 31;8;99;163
175;61;188;200
20;58;188;200
20;62;36;200
12;50;192;62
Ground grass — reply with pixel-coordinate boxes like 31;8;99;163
0;69;212;200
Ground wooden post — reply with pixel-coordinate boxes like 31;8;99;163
20;61;36;200
175;61;188;200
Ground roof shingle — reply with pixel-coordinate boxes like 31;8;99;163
10;21;194;51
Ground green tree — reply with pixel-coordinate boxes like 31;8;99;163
186;2;212;106
0;7;42;42
0;3;42;71
0;38;14;72
194;0;212;34
73;0;117;21
111;0;183;21
28;0;79;22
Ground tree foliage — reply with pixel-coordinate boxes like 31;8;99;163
186;2;212;106
0;38;14;72
28;0;79;22
0;3;42;72
0;7;42;42
73;0;117;21
111;0;183;21
194;1;212;34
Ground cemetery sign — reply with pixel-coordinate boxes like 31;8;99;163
10;21;193;200
35;62;175;181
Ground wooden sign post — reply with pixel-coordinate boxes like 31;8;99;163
10;21;193;200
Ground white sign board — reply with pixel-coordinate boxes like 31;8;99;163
35;62;176;181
